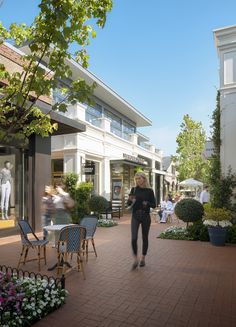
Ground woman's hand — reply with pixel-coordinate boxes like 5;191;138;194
142;201;149;207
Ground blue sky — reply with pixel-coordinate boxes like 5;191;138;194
1;0;236;155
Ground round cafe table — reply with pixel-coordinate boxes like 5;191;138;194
43;224;75;271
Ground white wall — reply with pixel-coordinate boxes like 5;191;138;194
52;120;165;198
214;26;236;176
220;90;236;175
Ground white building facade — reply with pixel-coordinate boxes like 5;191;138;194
214;25;236;175
51;60;176;208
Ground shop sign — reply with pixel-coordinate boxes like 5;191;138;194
204;140;215;159
82;163;95;175
123;153;147;165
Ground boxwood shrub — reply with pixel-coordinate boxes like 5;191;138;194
174;198;204;223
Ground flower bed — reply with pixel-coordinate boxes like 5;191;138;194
97;219;118;227
158;226;193;240
0;271;67;327
159;221;236;243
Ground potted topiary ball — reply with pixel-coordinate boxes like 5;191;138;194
174;198;204;226
88;195;109;217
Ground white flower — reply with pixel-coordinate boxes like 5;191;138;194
203;219;232;227
219;220;232;227
203;219;218;227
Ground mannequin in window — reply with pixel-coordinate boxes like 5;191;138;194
0;161;13;220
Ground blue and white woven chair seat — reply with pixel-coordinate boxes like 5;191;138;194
80;216;98;262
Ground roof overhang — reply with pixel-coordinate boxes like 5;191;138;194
50;111;85;135
20;45;152;127
66;60;152;127
37;100;86;135
213;25;236;54
0;97;85;137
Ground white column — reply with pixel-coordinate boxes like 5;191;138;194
151;159;156;195
64;154;75;173
150;144;155;153
80;154;86;182
98;117;111;132
160;175;164;201
101;157;110;200
74;103;86;121
74;150;83;182
130;133;138;145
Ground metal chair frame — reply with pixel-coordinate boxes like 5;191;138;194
17;220;48;271
80;216;98;262
56;225;86;279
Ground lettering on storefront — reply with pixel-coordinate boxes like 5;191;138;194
123;153;147;165
82;163;95;175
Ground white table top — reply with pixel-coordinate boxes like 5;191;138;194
43;224;75;231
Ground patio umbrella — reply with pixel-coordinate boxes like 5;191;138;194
179;178;203;187
179;178;203;199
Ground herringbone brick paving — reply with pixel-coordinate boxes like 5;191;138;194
1;215;236;326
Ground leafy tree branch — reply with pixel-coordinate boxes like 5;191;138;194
0;0;113;143
174;114;209;182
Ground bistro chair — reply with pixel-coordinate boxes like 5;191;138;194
80;216;98;262
17;220;49;271
56;225;86;279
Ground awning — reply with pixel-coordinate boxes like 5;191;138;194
111;159;148;168
50;111;86;135
38;100;86;135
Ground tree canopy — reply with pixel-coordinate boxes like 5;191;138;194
174;114;209;182
0;0;113;144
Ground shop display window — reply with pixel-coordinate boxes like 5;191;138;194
0;146;27;230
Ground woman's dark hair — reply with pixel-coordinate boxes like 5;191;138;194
4;161;10;166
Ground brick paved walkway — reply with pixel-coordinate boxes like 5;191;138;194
1;216;236;326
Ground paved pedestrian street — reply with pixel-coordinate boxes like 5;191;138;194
1;216;236;327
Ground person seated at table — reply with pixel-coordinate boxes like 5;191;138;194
160;194;174;223
157;197;167;220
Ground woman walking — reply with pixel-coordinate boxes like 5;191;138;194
41;185;55;239
53;183;72;225
127;172;156;270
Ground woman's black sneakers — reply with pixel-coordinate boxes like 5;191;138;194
139;260;145;267
131;261;139;270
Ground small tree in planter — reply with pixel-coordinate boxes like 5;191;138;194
174;198;204;226
203;206;232;246
63;173;93;223
88;195;109;217
74;182;93;223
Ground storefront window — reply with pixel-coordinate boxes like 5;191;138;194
111;163;135;208
51;158;64;184
123;121;135;141
84;160;99;195
86;103;102;127
104;110;122;137
0;146;27;230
